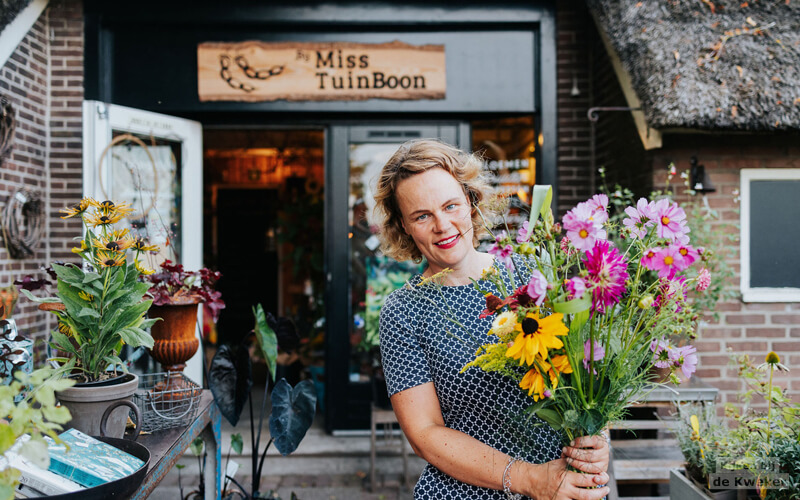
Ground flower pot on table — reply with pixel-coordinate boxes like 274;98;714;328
147;301;200;378
56;372;141;440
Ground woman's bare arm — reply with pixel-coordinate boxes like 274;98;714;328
391;382;611;499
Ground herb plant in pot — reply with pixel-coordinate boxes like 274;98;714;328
144;260;224;388
21;198;158;439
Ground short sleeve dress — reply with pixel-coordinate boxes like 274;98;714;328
379;261;564;500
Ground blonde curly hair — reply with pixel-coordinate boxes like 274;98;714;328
372;139;494;263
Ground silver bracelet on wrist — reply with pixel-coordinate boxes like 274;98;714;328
503;457;522;500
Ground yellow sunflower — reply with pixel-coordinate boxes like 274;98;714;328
134;260;155;275
60;197;95;219
131;237;159;253
519;360;560;401
95;250;126;268
505;312;568;366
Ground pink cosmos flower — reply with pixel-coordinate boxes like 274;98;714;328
675;222;691;245
583;240;629;314
563;203;607;253
526;270;548;306
565;277;586;300
673;345;698;379
586;194;609;224
543;389;552;398
488;231;514;270
651;339;673;368
696;268;711;292
651;245;683;279
676;244;699;268
516;221;531;244
583;339;605;375
641;247;660;270
622;198;656;239
652;198;688;242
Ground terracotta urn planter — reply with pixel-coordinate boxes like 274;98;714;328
147;301;200;375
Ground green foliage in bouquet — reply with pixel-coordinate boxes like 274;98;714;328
0;367;74;499
21;198;160;382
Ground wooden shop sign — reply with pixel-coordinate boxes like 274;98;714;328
197;41;446;102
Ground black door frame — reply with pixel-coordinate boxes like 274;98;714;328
325;122;470;432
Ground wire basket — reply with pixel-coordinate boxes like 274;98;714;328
133;372;203;433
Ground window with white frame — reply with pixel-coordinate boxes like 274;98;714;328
740;168;800;302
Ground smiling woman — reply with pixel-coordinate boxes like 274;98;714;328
371;139;611;500
372;140;493;280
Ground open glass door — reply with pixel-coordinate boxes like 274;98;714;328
82;101;203;383
326;123;468;432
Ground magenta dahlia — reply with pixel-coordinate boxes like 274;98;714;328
583;240;629;314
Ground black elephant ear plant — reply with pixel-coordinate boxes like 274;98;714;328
20;198;160;437
208;304;315;500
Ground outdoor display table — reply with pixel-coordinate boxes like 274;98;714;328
131;390;221;500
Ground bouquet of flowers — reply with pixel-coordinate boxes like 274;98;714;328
459;185;709;443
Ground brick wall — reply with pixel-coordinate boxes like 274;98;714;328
0;0;84;354
556;0;593;215
651;133;800;407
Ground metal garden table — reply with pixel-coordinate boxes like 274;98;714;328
131;390;221;500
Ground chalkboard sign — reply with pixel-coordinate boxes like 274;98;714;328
749;180;800;288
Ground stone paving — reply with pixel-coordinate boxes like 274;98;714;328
150;471;415;499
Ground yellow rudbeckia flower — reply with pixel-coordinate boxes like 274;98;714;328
95;250;126;268
506;312;568;366
134;260;155;275
550;354;573;374
519;359;560;401
60;197;95;219
131;237;159;253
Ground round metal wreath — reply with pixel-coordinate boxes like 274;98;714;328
1;189;44;259
0;95;16;162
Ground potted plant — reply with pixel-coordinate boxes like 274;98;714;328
143;260;224;384
20;197;158;438
203;304;315;500
670;352;799;500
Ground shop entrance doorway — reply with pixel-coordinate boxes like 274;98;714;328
204;129;326;387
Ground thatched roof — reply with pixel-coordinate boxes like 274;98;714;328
0;0;32;34
587;0;800;131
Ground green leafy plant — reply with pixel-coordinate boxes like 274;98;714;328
0;367;74;499
206;304;316;499
20;198;159;382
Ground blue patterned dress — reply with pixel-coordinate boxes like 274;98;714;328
379;261;563;500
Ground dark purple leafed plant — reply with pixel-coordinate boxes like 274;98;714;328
144;259;225;322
